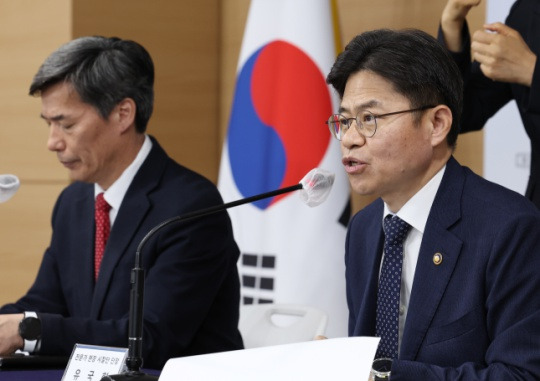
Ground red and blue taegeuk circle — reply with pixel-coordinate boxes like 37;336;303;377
227;40;332;209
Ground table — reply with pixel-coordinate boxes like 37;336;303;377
0;368;161;381
0;369;63;381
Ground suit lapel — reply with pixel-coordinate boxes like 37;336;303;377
399;157;465;360
90;138;168;317
74;186;97;312
90;193;152;318
352;201;385;336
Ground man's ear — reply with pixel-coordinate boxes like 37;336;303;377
429;105;452;147
114;98;137;133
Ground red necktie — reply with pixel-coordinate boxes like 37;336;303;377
94;193;111;280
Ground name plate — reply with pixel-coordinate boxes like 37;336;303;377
61;343;128;381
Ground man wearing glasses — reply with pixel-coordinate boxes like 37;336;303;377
326;28;540;379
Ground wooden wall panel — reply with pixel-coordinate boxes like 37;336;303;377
219;0;251;149
72;0;221;183
0;0;71;181
220;0;486;213
0;184;65;300
0;0;71;303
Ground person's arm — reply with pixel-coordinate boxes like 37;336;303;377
0;212;132;360
0;313;24;355
0;192;73;354
440;0;482;52
0;181;241;369
438;7;514;134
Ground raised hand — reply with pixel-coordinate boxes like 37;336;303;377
441;0;482;51
472;22;536;86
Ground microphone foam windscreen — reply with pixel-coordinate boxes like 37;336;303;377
0;174;20;203
299;168;335;207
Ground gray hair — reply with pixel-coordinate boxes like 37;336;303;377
29;36;154;133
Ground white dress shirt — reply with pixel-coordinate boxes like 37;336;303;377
382;165;446;355
95;135;152;226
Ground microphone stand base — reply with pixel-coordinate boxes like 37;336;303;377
101;371;159;381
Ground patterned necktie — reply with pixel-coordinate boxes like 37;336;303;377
94;193;111;281
375;214;411;359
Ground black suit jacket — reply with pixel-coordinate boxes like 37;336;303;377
439;0;540;208
0;137;243;369
346;157;540;380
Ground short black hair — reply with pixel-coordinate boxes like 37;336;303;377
327;29;463;147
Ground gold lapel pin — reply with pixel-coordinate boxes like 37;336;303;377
433;252;443;265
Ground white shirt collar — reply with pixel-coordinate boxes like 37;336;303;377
383;165;446;234
94;135;153;219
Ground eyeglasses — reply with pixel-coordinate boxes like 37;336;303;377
325;105;436;140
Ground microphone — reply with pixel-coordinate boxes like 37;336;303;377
0;174;20;203
102;168;335;381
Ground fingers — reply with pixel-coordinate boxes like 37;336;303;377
471;24;519;56
472;29;495;45
470;23;536;86
442;0;482;22
441;0;482;52
473;23;519;44
482;22;517;36
470;30;502;73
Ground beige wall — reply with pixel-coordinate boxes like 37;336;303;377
72;0;221;182
0;0;485;303
0;0;72;302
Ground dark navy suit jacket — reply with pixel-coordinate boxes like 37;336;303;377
439;0;540;208
345;157;540;380
0;137;243;369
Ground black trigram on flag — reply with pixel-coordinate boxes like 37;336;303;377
240;253;276;305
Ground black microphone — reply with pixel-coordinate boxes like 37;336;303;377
101;168;335;381
0;174;20;204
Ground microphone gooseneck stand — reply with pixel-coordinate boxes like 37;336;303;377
102;183;303;381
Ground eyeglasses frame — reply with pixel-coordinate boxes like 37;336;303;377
326;105;437;140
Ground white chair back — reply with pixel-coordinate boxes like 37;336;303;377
239;303;328;349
